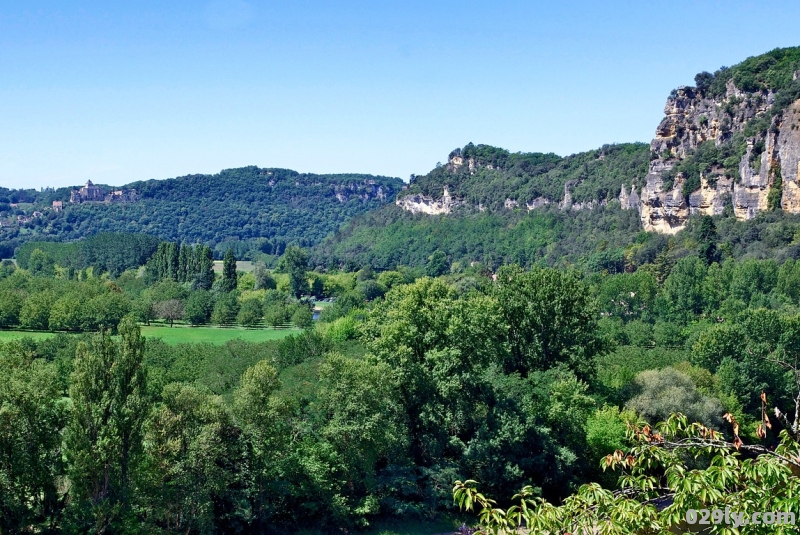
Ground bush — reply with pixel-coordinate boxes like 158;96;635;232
625;367;724;428
154;299;185;327
290;305;313;329
263;303;289;328
237;298;263;327
211;293;239;325
184;290;213;326
325;315;359;342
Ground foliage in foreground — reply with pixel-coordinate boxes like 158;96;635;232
455;413;800;534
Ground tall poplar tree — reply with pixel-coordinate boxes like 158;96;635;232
221;249;237;292
193;245;215;290
64;318;148;533
280;246;309;298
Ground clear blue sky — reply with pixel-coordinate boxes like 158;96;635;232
2;1;800;189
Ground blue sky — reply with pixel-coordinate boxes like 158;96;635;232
2;1;800;189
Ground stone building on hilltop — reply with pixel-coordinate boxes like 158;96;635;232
70;180;105;203
69;181;138;204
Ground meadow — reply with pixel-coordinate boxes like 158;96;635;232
0;330;56;342
140;324;301;344
0;325;302;345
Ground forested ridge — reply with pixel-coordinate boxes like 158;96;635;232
0;166;403;259
410;142;649;208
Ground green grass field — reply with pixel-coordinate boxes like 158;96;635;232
140;325;301;345
0;330;57;342
0;326;302;345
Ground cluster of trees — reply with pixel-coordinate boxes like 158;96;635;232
7;232;800;532
698;46;800;97
146;241;215;290
318;193;800;275
316;203;646;271
0;264;614;533
0;268;131;333
16;233;160;277
0;242;404;333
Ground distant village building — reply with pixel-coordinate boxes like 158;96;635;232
52;201;63;212
69;180;138;204
70;180;105;203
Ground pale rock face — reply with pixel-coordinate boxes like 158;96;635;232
689;175;732;217
526;197;551;210
332;179;396;204
619;184;629;207
619;184;641;212
733;135;774;219
641;76;800;232
779;101;800;212
395;186;462;215
397;85;800;230
447;154;477;173
641;173;689;234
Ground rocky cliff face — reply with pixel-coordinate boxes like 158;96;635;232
641;78;800;233
395;186;463;214
393;50;800;233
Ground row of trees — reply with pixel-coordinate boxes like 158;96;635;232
147;242;215;290
0;265;611;532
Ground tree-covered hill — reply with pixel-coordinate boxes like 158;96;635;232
410;142;649;208
0;167;403;258
314;140;800;273
313;143;651;270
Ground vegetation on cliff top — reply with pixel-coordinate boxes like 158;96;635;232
702;46;800;97
407;142;648;209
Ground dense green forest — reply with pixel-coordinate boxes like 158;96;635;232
313;142;651;271
0;167;403;259
315;194;800;273
4;222;800;533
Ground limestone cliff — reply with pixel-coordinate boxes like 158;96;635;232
641;66;800;232
394;48;800;233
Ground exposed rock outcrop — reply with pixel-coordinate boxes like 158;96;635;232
395;186;463;215
332;179;389;204
641;79;800;232
619;184;641;212
395;51;800;233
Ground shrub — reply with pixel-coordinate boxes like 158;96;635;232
237;298;263;327
625;367;724;428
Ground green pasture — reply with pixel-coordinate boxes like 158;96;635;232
0;326;302;345
140;325;301;344
0;330;57;342
212;260;255;273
